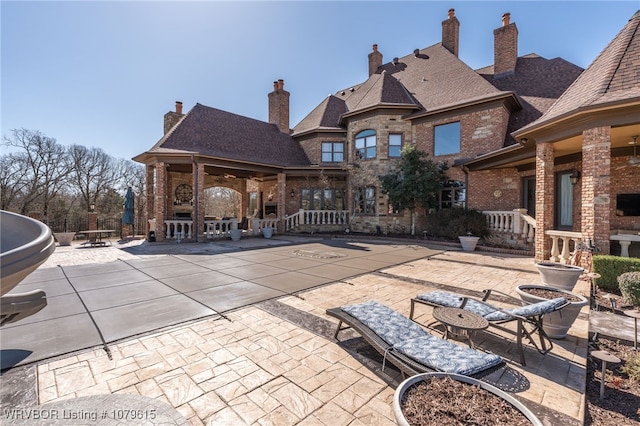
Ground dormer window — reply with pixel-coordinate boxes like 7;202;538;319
355;129;377;159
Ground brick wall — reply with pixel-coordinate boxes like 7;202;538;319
582;127;611;254
535;143;554;261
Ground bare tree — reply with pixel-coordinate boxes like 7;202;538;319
68;144;120;211
1;129;71;217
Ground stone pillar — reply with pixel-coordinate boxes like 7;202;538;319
155;162;167;241
146;165;155;235
581;127;611;254
88;212;98;231
194;161;205;241
277;173;286;233
535;142;554;262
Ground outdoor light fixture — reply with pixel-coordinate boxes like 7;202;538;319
569;169;580;186
519;138;528;145
290;189;295;198
89;202;96;212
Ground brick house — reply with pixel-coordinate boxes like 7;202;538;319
133;9;640;261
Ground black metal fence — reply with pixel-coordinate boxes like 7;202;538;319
45;216;147;238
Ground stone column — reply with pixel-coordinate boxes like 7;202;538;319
535;142;554;262
277;173;286;233
146;165;155;236
582;127;611;254
155;162;167;241
193;161;205;241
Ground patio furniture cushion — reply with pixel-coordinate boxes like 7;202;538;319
341;300;429;346
393;335;503;376
483;297;567;321
416;290;498;317
341;300;502;375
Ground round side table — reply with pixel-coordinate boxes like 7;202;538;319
432;307;489;348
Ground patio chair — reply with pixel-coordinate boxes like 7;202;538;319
0;289;47;326
409;290;569;365
326;300;504;379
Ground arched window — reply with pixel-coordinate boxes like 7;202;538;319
355;129;376;159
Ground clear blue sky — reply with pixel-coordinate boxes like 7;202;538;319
2;1;638;161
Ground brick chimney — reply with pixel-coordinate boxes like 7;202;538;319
268;79;290;133
368;44;383;76
441;8;460;57
163;101;184;134
493;12;518;77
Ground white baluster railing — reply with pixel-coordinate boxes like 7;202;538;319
164;220;193;240
544;230;583;263
483;209;536;243
204;219;237;239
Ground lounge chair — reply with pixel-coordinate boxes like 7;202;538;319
326;300;503;378
410;290;569;365
0;289;47;326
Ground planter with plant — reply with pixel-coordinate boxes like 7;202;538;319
393;373;542;426
516;284;588;339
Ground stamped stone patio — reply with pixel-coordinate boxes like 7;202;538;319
0;238;589;425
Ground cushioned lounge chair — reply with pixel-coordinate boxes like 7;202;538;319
326;300;503;378
0;289;47;326
410;290;569;365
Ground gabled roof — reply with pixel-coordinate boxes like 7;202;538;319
340;70;419;115
144;103;310;167
517;10;640;133
292;95;347;136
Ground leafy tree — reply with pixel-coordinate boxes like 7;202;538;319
379;145;448;235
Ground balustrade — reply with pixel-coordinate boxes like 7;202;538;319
204;219;237;239
164;220;193;240
545;230;583;263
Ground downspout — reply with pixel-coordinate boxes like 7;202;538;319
192;154;199;242
461;165;470;209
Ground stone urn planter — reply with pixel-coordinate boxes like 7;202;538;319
393;372;542;426
54;232;76;246
230;229;242;241
458;236;480;252
535;262;584;291
261;227;274;239
516;284;588;339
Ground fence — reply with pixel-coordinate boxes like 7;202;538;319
45;216;147;238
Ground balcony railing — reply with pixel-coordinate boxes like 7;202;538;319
285;209;349;231
483;209;535;243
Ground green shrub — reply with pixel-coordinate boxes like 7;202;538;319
618;272;640;307
592;255;640;291
621;352;640;382
424;208;491;240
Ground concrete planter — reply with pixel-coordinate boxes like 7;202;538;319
262;227;273;239
54;232;76;246
535;262;584;291
230;229;242;241
393;372;542;426
458;236;480;252
516;284;588;339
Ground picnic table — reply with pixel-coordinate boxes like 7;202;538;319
78;230;115;247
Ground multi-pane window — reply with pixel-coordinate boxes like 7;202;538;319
355;130;376;159
354;187;376;215
301;189;345;210
322;142;344;162
434;122;461;156
389;134;402;158
440;180;466;209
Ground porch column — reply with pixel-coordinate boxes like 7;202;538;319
582;127;611;254
193;161;205;241
154;162;167;241
277;172;286;233
535;142;554;261
146;165;155;236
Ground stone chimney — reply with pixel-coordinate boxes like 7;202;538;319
441;8;460;57
368;44;383;76
268;79;290;133
493;12;518;77
163;101;184;134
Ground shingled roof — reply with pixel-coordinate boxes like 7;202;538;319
292;95;347;136
147;103;310;167
517;10;640;132
477;53;584;145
